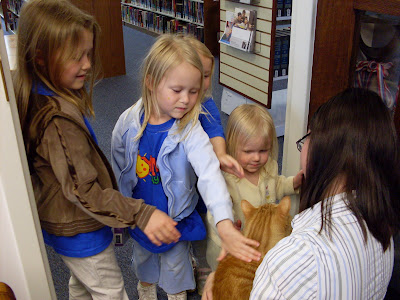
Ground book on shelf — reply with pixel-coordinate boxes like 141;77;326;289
274;28;290;78
121;4;204;40
122;0;204;25
277;0;284;18
219;8;256;53
222;0;260;4
283;0;292;17
274;34;282;78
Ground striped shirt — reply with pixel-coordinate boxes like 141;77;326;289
251;193;394;300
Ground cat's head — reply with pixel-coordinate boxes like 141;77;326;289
241;196;292;256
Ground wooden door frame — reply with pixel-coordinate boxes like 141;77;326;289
309;0;400;132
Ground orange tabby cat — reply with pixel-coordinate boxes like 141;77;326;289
212;196;292;300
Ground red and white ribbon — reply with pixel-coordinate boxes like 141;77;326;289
355;60;394;111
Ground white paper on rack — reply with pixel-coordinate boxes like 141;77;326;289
230;26;250;50
220;88;288;137
221;87;248;115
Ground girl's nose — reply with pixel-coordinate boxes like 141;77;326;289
180;92;189;104
82;54;91;71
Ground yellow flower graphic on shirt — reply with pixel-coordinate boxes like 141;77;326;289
136;155;150;178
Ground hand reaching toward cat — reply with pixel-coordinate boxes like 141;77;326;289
202;271;215;300
216;219;261;262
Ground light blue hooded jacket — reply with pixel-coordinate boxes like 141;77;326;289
111;99;233;230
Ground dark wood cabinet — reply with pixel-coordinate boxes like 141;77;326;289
70;0;126;78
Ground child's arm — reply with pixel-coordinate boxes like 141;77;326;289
217;219;261;262
210;136;244;178
200;98;244;178
266;158;301;200
144;209;180;246
293;169;304;190
39;117;180;245
185;121;261;262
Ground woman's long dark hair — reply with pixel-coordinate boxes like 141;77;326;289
300;88;400;251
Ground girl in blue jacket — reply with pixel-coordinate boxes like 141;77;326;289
111;34;261;300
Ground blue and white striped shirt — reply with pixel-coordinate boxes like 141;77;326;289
251;193;394;300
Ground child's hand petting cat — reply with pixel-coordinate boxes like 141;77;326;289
202;271;215;300
293;169;304;190
216;219;261;262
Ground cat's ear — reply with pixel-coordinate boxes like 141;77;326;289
241;200;255;219
277;196;291;216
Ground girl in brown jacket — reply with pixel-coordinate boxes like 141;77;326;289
14;1;180;298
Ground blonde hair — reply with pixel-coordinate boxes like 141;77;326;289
14;0;101;130
136;34;204;139
226;104;278;161
180;34;214;98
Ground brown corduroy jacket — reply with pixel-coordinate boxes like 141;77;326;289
30;97;155;236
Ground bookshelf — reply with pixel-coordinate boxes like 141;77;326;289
121;0;219;55
0;0;25;33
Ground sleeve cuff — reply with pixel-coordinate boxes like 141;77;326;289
134;204;157;231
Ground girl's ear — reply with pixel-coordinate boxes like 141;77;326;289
35;50;45;66
277;196;291;217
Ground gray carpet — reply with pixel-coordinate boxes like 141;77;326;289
45;25;286;299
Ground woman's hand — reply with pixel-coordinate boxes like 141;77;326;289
143;209;180;246
216;219;261;262
202;272;215;300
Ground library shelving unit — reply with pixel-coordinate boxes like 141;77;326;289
0;0;25;33
121;0;219;55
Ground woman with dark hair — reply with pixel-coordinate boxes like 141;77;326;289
202;88;400;299
250;88;400;299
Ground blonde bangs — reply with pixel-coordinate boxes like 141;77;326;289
137;34;204;140
226;104;278;161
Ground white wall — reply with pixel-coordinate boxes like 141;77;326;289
0;29;55;299
282;0;318;216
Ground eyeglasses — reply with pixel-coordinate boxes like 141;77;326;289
296;132;310;152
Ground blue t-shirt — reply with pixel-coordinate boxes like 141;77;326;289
199;97;225;139
130;118;206;253
42;227;113;257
